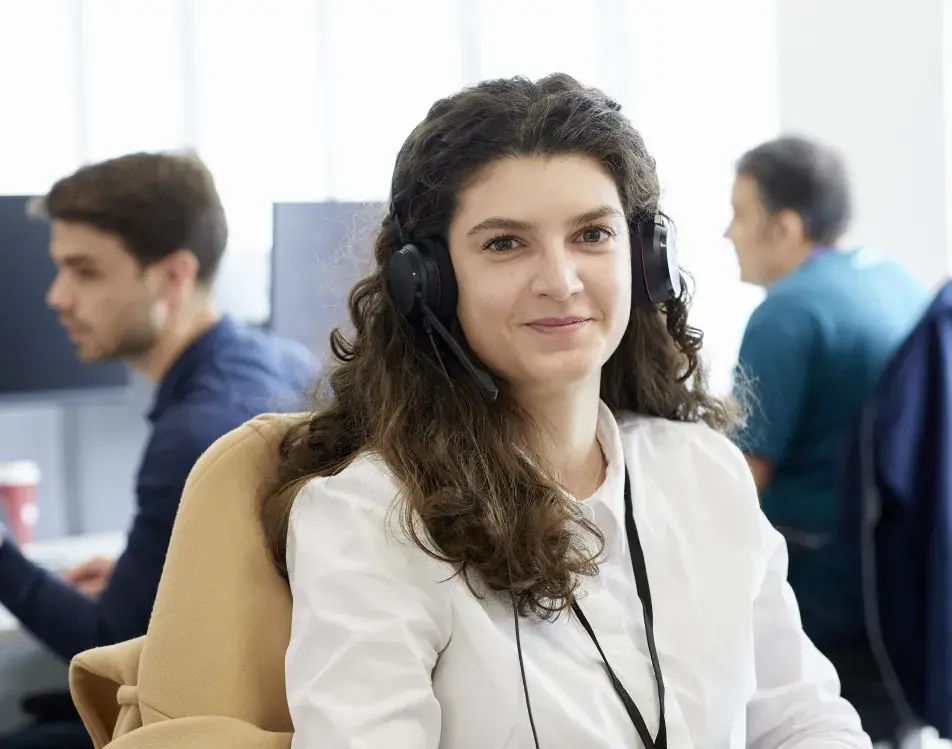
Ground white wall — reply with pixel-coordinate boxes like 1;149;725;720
628;0;779;394
776;0;950;289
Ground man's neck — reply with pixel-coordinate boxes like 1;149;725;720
765;241;820;286
520;376;604;497
130;305;222;383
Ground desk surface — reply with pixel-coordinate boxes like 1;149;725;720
0;531;126;645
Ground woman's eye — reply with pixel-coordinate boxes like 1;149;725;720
485;236;520;253
579;227;614;243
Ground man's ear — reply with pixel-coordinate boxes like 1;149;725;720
147;249;201;311
161;249;201;296
773;208;807;245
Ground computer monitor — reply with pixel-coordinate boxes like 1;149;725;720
271;201;386;357
0;196;129;400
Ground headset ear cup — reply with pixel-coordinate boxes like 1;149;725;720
416;237;458;322
634;215;680;308
657;214;682;300
631;223;652;309
386;244;427;317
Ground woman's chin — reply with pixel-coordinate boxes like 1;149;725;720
510;351;603;393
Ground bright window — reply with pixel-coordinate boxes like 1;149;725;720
0;0;779;366
81;0;189;160
0;0;82;194
320;0;466;201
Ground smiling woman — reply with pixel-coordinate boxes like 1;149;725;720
259;74;871;749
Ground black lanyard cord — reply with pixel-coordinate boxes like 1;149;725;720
573;466;667;749
514;466;667;748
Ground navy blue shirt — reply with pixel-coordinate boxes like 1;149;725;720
734;248;927;647
0;316;316;660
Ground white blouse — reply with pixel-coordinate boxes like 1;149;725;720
285;404;871;748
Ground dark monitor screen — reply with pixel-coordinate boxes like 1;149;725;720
271;202;386;357
0;196;129;399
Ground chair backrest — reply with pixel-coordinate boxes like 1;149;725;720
134;413;298;732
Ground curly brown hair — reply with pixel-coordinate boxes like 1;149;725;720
260;74;740;619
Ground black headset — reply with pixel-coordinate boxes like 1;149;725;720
385;165;682;401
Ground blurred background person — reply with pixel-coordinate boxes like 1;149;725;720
725;135;928;742
0;152;316;749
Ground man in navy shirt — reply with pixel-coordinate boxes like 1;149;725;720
726;136;927;741
0;152;316;748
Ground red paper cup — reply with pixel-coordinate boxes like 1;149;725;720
0;461;40;545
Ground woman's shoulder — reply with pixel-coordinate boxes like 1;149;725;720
616;410;745;462
288;452;404;555
287;451;455;585
614;411;757;512
293;451;400;514
613;413;773;570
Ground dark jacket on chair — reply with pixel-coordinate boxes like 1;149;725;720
841;281;952;738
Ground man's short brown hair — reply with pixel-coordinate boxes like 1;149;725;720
35;151;228;285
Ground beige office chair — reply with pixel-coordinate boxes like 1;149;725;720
69;414;299;748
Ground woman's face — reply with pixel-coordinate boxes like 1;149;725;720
447;154;632;395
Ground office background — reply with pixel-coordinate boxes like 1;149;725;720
3;0;949;540
0;0;950;725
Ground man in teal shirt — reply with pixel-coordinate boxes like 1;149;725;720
726;136;927;739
